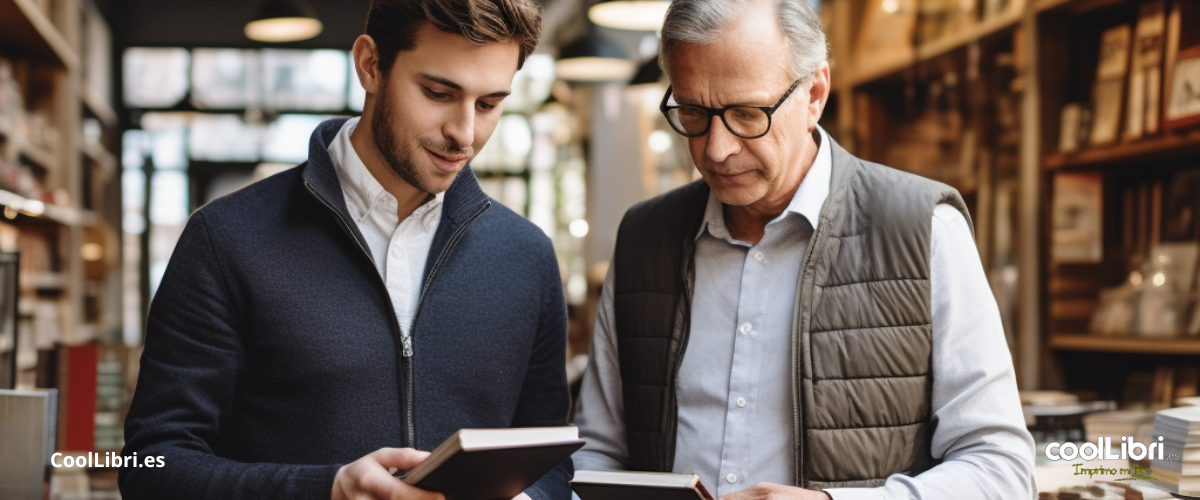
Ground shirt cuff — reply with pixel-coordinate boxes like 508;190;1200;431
825;488;889;500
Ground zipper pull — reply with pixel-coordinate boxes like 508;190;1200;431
402;335;413;358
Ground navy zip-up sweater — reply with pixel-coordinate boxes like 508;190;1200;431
119;118;572;500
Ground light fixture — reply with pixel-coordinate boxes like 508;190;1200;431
588;0;671;31
556;32;636;82
245;0;323;43
569;219;590;238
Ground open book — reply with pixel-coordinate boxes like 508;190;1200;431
397;427;584;500
571;470;716;500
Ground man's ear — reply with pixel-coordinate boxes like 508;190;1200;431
353;34;384;96
807;61;831;130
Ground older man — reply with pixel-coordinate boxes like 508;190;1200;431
570;0;1036;499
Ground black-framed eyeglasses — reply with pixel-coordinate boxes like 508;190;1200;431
660;79;802;139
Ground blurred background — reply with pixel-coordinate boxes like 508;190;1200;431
1;0;1200;497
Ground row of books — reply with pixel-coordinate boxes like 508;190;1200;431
1059;0;1200;154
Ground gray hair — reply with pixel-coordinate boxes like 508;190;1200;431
658;0;828;83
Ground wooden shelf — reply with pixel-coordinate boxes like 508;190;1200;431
843;8;1023;88
0;0;79;68
22;271;66;291
1044;129;1200;170
0;123;63;172
17;141;59;172
0;189;94;226
1036;0;1128;15
1048;334;1200;355
916;8;1024;65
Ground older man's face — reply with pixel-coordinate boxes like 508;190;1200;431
664;6;828;209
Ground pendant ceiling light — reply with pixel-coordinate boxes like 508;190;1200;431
245;0;324;43
555;31;636;82
588;0;670;31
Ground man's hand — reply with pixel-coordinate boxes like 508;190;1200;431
719;483;832;500
332;448;445;500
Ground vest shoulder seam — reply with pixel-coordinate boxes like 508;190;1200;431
810;322;931;334
818;277;929;289
811;373;929;382
809;420;927;431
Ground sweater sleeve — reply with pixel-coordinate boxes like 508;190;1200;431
517;241;574;500
119;212;342;500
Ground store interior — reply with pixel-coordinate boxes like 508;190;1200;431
2;0;1200;497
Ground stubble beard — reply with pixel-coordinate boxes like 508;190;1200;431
371;84;471;195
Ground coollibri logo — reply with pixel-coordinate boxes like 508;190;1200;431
1045;436;1165;462
1045;435;1168;481
52;451;165;468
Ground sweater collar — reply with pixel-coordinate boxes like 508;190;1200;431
301;118;490;227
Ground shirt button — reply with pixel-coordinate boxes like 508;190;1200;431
736;397;746;408
754;252;764;262
739;323;752;334
726;473;737;484
392;248;403;258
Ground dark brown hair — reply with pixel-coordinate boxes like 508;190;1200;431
364;0;542;75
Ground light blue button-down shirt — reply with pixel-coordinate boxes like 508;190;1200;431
671;124;831;497
572;126;1036;500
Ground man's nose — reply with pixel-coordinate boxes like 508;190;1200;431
704;115;741;163
443;103;476;148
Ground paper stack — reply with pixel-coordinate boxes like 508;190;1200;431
1084;410;1154;444
1149;406;1200;496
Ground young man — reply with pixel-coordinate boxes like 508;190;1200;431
119;1;570;499
571;0;1036;499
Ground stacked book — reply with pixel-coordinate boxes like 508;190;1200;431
1084;410;1155;444
1149;406;1200;496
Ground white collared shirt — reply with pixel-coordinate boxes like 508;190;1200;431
328;117;444;339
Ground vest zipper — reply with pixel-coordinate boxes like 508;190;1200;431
792;221;823;488
402;200;491;446
665;254;696;470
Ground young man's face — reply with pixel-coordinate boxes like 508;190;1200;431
371;23;520;195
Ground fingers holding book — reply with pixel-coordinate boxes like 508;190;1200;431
333;447;445;500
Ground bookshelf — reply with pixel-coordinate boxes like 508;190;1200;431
824;0;1200;396
1048;335;1200;355
0;0;80;69
838;6;1025;90
1033;0;1200;403
0;0;124;474
1043;127;1200;169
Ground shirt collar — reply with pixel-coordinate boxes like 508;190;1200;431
695;125;832;241
329;117;444;231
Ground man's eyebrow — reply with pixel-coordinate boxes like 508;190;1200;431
419;73;462;90
672;91;771;108
419;73;511;99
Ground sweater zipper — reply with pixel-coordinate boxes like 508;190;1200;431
792;220;823;487
305;180;436;448
401;200;490;446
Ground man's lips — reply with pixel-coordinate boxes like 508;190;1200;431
424;148;470;171
711;170;755;181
